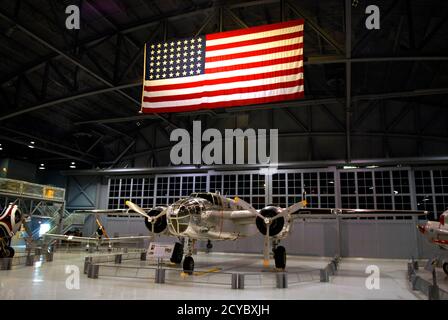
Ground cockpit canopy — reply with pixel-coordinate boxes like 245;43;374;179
189;192;222;206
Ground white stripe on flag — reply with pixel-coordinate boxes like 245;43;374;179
205;48;303;69
143;85;304;108
144;73;304;97
206;25;304;47
144;61;303;87
205;36;303;58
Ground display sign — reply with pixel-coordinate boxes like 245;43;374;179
147;242;175;259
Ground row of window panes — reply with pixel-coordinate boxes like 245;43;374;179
272;172;335;196
415;170;448;217
340;170;410;195
108;170;448;214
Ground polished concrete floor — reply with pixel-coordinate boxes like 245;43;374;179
0;250;427;300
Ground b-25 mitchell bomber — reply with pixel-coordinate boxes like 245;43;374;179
125;192;428;274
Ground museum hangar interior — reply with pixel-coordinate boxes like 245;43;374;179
0;0;447;300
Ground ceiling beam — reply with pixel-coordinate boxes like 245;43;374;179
0;83;138;121
0;135;94;165
0;9;178;130
1;127;98;160
61;155;448;176
0;0;276;87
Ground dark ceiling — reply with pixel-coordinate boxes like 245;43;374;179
0;0;447;170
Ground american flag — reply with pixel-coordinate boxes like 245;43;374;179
141;19;304;113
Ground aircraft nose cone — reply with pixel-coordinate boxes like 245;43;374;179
417;224;426;234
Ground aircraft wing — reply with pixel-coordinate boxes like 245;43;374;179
43;234;99;243
292;208;428;219
44;234;151;244
72;209;139;216
102;236;152;243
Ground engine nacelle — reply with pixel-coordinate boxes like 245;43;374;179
255;206;285;237
144;206;167;233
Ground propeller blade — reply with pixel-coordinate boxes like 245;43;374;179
151;221;155;242
154;208;167;220
125;200;151;219
263;222;270;267
233;197;267;221
282;200;307;216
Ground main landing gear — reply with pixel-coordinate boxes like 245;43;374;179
181;238;195;275
170;242;184;264
0;239;15;258
272;239;286;270
443;262;448;275
273;246;286;269
170;238;195;275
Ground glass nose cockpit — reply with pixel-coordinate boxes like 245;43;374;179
167;197;207;235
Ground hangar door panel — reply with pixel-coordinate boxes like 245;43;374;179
341;220;418;258
283;220;338;256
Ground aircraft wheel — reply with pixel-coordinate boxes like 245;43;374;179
183;256;194;275
206;240;213;250
273;246;286;270
4;246;15;258
443;262;448;275
170;242;184;264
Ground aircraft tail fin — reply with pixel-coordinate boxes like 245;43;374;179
440;210;447;226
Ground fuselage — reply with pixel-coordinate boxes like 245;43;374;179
161;192;292;241
418;212;448;250
0;203;22;240
165;195;256;240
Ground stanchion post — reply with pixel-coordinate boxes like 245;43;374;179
320;269;329;282
276;272;287;288
25;254;34;266
0;258;12;270
238;274;245;289
140;252;147;261
155;268;165;283
84;257;92;274
45;251;54;262
231;273;238;289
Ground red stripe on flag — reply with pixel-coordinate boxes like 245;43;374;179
206;19;304;41
144;67;303;92
205;55;302;74
143;79;304;103
142;91;304;113
206;43;304;63
206;31;303;52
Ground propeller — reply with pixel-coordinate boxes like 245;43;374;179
233;196;307;268
125;200;167;241
232;197;274;267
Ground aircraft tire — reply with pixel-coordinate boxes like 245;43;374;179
183;256;194;275
206;241;213;250
274;246;286;269
170;242;184;264
443;262;448;275
4;246;15;258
